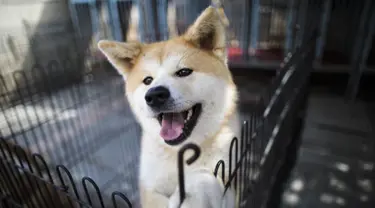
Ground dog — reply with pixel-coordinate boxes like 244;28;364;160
98;6;240;208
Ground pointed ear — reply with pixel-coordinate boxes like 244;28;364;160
184;6;227;59
97;40;141;79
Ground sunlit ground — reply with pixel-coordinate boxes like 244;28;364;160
281;92;375;207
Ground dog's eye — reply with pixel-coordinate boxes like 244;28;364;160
175;68;193;77
143;76;153;85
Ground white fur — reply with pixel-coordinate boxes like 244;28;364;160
103;45;240;208
129;55;240;208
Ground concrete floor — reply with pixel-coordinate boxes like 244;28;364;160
280;91;375;208
0;73;143;207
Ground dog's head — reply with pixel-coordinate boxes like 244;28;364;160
98;6;237;146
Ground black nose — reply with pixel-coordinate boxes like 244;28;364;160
145;86;170;108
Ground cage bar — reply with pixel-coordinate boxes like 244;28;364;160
315;0;332;64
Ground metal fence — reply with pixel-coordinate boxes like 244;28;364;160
0;29;318;207
2;0;373;100
0;0;351;207
176;31;319;208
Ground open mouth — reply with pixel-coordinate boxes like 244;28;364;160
157;104;202;146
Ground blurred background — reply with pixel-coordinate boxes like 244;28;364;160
0;0;374;207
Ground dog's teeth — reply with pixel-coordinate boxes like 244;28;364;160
187;109;193;120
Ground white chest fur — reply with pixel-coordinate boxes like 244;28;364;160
139;115;239;197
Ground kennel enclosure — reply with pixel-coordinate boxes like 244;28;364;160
0;33;318;208
1;0;374;207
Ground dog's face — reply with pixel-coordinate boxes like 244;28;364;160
98;6;237;146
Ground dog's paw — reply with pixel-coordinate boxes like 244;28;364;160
168;169;235;208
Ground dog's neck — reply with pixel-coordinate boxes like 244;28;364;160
200;104;240;148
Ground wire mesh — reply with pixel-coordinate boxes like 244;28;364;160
1;0;370;207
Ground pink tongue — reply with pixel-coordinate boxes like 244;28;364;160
160;113;184;141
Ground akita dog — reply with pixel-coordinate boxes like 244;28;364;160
98;6;240;208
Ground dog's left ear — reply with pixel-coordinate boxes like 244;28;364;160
184;6;227;60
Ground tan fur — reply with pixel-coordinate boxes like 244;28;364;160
98;6;239;208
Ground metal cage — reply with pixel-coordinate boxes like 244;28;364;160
1;0;373;207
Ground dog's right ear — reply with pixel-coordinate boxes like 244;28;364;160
97;40;142;79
